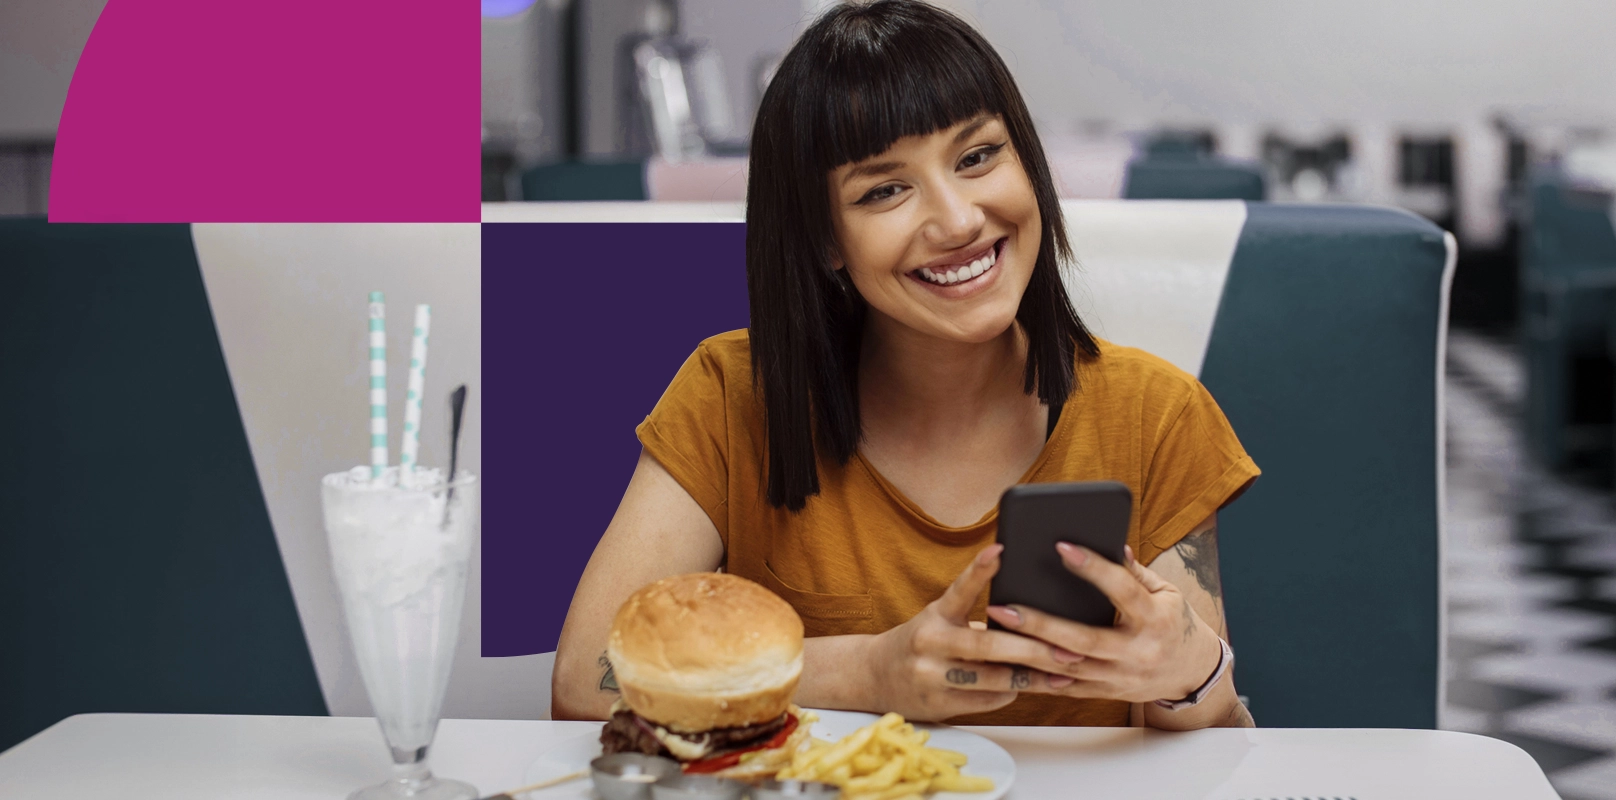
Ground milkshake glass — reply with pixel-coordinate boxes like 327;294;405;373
322;465;479;800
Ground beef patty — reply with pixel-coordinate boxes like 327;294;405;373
599;709;792;759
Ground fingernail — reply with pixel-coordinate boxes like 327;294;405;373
1056;542;1087;566
988;605;1022;627
976;543;1003;566
1051;646;1085;665
1124;544;1136;565
1048;674;1075;689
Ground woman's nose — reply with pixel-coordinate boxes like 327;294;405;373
923;180;986;249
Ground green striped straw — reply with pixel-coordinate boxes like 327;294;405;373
400;304;431;485
368;291;388;482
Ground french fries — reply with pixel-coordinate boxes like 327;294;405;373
776;713;995;799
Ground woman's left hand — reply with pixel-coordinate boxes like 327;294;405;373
985;543;1223;704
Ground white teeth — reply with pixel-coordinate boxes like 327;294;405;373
917;245;1000;286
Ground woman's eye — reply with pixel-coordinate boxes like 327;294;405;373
960;143;1006;170
857;184;902;205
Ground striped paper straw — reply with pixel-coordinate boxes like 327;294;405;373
368;291;388;482
400;304;431;485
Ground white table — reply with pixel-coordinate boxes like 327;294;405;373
0;714;1559;799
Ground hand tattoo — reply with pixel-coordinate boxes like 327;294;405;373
597;652;620;693
945;668;978;685
1010;666;1031;689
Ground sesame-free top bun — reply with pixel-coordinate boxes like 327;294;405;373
607;572;805;733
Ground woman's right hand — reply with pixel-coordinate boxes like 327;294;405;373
861;544;1075;721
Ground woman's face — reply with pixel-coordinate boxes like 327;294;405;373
828;113;1041;345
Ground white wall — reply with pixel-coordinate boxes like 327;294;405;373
923;0;1616;132
660;0;1616;136
194;224;553;722
0;0;105;139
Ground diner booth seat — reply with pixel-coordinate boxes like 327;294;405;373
1518;167;1616;469
520;160;647;201
1121;136;1266;201
1122;159;1267;201
488;199;1452;729
0;220;327;753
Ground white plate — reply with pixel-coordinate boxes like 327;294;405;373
521;709;1015;800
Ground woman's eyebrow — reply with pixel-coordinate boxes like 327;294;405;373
952;115;994;144
841;160;904;186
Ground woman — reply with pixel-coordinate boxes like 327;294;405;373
553;0;1258;730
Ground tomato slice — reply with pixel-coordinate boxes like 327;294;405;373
682;713;799;774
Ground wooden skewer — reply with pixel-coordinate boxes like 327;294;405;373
479;769;590;799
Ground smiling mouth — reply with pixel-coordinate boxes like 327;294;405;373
911;239;1003;287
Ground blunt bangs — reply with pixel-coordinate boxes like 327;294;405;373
801;10;1006;175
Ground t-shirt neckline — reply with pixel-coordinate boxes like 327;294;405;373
852;399;1073;544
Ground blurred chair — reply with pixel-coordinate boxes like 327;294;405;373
1123;158;1267;201
486;199;1451;728
1124;132;1267;201
1519;167;1616;469
0;220;327;752
521;160;647;201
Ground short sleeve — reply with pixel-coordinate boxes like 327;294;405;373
1135;381;1260;564
635;343;732;545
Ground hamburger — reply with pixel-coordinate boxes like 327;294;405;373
600;572;811;781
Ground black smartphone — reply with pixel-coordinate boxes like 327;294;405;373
988;481;1132;629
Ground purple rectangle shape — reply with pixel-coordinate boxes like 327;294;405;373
481;222;749;656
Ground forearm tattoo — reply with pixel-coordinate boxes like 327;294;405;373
945;668;978;685
598;652;620;693
1173;525;1224;600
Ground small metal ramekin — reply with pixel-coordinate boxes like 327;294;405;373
590;753;683;800
647;773;749;800
749;778;842;799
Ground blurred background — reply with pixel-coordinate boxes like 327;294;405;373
6;0;1616;795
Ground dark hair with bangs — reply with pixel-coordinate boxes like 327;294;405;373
746;0;1099;511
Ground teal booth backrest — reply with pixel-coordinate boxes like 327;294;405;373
1517;169;1616;468
521;161;648;202
1523;168;1616;281
1123;159;1267;201
1518;167;1616;338
1200;204;1452;728
0;220;327;752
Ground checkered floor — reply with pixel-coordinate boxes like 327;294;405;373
1443;330;1616;800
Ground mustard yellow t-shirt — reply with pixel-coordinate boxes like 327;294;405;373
636;330;1259;726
